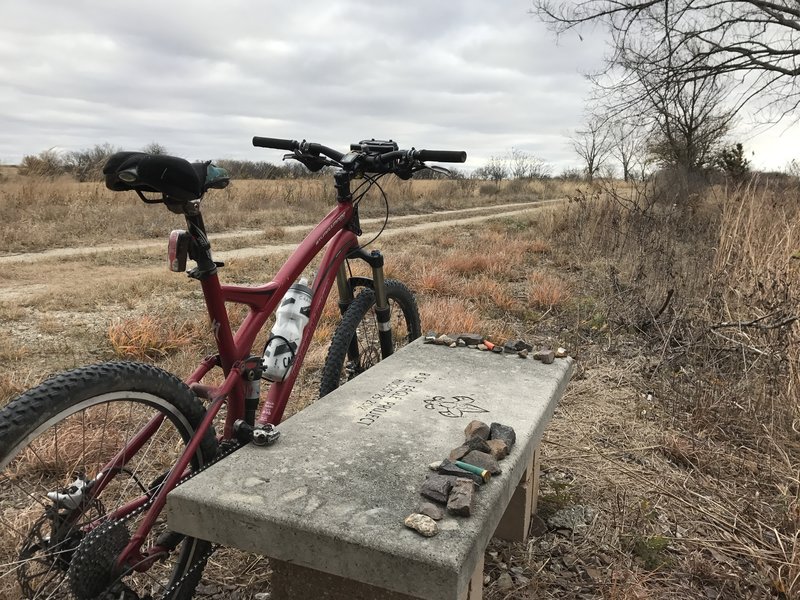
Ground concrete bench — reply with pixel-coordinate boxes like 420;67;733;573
167;338;574;600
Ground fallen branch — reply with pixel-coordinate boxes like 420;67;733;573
711;312;799;331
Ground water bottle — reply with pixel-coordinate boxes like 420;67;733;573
262;278;312;381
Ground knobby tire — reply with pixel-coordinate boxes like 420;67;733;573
319;279;421;398
0;362;217;600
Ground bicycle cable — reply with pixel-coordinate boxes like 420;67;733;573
307;173;389;294
353;174;390;251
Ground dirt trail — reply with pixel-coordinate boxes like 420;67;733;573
0;199;561;265
215;199;561;262
0;199;562;304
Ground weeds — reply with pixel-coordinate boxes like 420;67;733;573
527;271;572;310
107;315;206;360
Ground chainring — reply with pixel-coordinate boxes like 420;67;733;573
67;519;131;600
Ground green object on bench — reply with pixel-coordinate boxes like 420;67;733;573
454;460;491;482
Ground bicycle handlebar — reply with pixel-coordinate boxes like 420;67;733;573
252;136;467;168
252;136;298;151
415;149;467;163
252;137;345;162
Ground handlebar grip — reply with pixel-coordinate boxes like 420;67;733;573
416;149;467;163
252;136;298;151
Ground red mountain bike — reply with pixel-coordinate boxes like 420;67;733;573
0;137;466;599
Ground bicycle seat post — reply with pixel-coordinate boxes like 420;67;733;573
181;202;218;280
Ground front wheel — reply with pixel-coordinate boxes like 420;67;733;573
0;362;218;600
319;279;421;398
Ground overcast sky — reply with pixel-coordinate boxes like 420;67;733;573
1;1;798;173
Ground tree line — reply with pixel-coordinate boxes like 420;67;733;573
17;144;568;183
18;143;315;181
16;136;752;186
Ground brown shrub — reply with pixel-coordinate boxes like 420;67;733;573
526;271;571;310
417;297;483;334
107;315;206;360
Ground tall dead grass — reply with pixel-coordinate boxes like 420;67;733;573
108;315;208;360
547;175;800;596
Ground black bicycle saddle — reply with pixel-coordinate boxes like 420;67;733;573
103;152;229;201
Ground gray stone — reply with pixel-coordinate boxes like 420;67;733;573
457;339;467;347
491;345;504;354
420;474;454;504
534;348;555;364
464;420;490;440
437;459;485;486
465;435;491;454
167;338;574;600
529;513;548;537
477;344;488;351
555;347;568;358
518;349;529;359
456;333;484;345
448;445;470;462
461;450;502;475
436;334;455;346
404;513;439;537
428;460;443;471
504;339;533;353
489;423;516;449
486;439;509;460
418;502;445;521
448;342;456;348
446;478;476;517
496;571;514;591
468;344;478;349
547;505;594;531
424;331;437;343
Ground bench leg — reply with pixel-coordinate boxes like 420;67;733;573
270;560;423;599
492;447;540;542
459;553;484;600
270;553;484;600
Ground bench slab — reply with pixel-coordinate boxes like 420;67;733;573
167;339;573;600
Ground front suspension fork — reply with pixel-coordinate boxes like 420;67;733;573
336;249;394;360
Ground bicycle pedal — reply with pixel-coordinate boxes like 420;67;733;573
252;424;280;446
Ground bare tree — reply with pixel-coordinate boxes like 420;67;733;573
550;0;737;178
474;155;509;185
19;149;65;178
63;143;118;182
534;1;800;115
608;117;642;182
645;74;734;173
572;117;612;182
142;142;167;155
507;148;551;179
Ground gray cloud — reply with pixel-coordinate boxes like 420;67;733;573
16;0;794;174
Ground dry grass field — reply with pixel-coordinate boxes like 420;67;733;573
0;175;563;255
0;173;798;599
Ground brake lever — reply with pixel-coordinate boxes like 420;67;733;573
413;164;453;177
282;152;340;172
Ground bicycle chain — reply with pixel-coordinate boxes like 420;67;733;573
92;439;244;600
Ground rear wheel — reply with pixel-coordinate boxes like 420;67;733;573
0;362;217;600
319;279;421;398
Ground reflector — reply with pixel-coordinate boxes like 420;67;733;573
168;230;190;272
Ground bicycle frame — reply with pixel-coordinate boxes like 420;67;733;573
188;199;357;429
112;194;368;570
